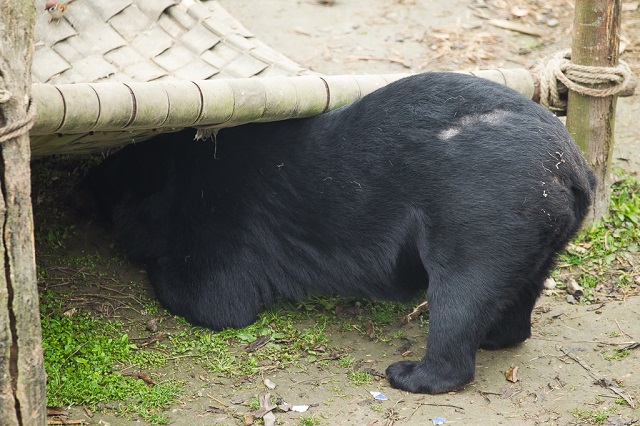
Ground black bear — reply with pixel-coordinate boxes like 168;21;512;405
74;72;595;394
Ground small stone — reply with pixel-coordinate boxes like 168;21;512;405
566;294;576;304
543;277;557;290
546;18;559;27
146;318;159;332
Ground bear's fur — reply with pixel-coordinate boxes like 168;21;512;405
75;72;595;394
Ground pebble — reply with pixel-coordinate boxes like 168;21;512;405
543;277;557;290
546;18;559;27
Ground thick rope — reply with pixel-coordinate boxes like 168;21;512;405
536;49;632;113
0;90;37;144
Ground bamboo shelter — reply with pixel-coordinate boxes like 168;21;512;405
0;0;635;424
27;0;634;169
26;0;548;156
30;69;538;156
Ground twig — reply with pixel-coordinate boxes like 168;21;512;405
407;400;464;422
347;56;411;68
486;19;546;37
292;375;336;385
534;337;637;346
614;319;635;340
122;372;156;385
418;402;465;410
136;332;167;347
401;301;429;326
557;346;636;408
207;394;228;407
617;342;640;353
478;390;498;403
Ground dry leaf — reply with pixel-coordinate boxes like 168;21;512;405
139;332;166;347
137;373;156;385
505;366;519;383
246;334;271;353
365;320;376;339
47;407;69;416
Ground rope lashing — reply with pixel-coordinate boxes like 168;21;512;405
536;49;632;113
0;89;37;144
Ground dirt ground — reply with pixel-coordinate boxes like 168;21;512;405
36;0;640;425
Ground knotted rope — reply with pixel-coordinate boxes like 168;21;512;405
0;87;37;144
536;49;632;113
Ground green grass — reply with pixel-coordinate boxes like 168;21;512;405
338;356;355;369
41;290;377;422
346;370;373;386
571;406;617;425
299;416;322;426
41;292;181;424
36;223;76;250
602;348;631;361
556;171;640;293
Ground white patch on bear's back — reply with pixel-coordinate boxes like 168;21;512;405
438;128;461;140
438;109;512;141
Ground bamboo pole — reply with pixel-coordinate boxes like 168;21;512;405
565;0;623;223
30;69;534;136
0;0;46;425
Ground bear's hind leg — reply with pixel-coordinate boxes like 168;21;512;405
480;258;551;350
386;268;505;394
478;287;537;350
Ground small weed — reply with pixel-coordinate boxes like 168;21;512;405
248;396;261;410
347;370;373;386
299;416;321;426
332;385;347;398
390;330;407;339
370;300;409;325
370;402;383;412
602;349;631;361
571;406;616;425
527;41;546;50
338;356;355;369
59;253;101;269
142;301;160;315
37;224;76;250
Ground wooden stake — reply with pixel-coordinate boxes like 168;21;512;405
0;1;46;425
565;0;623;223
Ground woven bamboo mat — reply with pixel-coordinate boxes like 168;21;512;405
32;0;312;156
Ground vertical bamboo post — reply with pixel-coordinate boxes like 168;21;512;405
565;0;623;223
0;1;46;425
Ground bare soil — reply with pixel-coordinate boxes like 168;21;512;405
37;1;640;425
